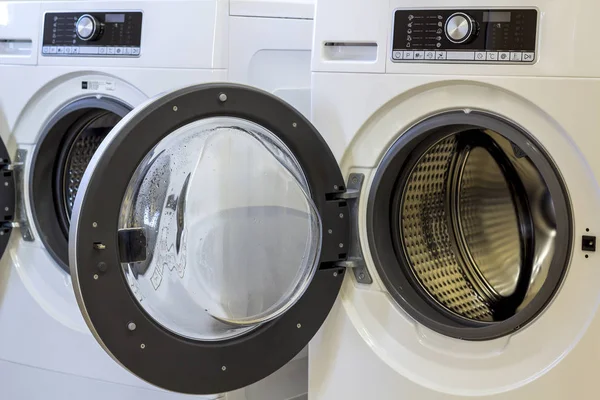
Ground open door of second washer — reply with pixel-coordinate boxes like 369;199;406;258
0;136;16;270
68;83;349;395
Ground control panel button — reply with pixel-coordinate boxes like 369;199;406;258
72;47;79;54
445;12;475;44
115;47;124;55
414;50;424;60
64;47;72;54
499;52;510;61
486;51;498;61
125;47;133;55
42;46;50;54
131;47;140;55
447;51;475;61
403;50;414;60
486;52;498;61
107;47;115;55
99;47;107;54
392;50;403;60
49;47;57;54
522;52;535;62
435;51;446;60
57;46;65;54
510;52;522;61
425;51;435;60
475;51;486;61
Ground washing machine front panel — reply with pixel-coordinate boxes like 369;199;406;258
68;83;347;394
319;74;600;395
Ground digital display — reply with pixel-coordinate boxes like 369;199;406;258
105;13;125;23
483;11;511;23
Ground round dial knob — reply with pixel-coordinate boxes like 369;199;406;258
444;12;475;44
76;14;101;41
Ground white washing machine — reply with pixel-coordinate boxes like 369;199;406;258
303;0;600;399
0;0;314;398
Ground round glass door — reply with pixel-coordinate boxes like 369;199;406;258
69;84;347;394
118;117;321;341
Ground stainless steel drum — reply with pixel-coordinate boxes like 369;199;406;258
30;98;130;273
398;127;559;323
61;112;121;218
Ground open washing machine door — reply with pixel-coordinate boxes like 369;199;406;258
67;83;349;395
0;139;17;269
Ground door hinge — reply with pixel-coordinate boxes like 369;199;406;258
332;173;372;284
332;188;360;200
12;149;33;241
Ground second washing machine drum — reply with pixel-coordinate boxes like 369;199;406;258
397;129;557;323
31;99;130;273
54;109;121;234
58;111;121;224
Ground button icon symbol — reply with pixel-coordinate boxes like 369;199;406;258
407;29;412;34
436;42;442;48
437;28;442;34
436;51;446;60
407;36;412;41
414;51;424;59
436;36;442;41
425;51;435;59
438;15;443;20
408;15;414;20
406;42;411;48
393;51;403;60
486;52;498;61
403;51;414;60
499;52;510;61
438;22;443;27
523;52;534;61
408;22;413;28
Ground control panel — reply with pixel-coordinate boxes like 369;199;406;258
391;9;537;64
42;12;142;57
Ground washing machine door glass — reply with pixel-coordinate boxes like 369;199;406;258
68;84;347;395
0;138;16;266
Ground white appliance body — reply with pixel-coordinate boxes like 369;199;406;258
308;0;600;398
0;1;313;398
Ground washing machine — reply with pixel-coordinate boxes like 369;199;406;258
0;0;314;398
299;0;600;398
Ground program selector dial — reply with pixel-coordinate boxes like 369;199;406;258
444;12;477;44
76;14;103;41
